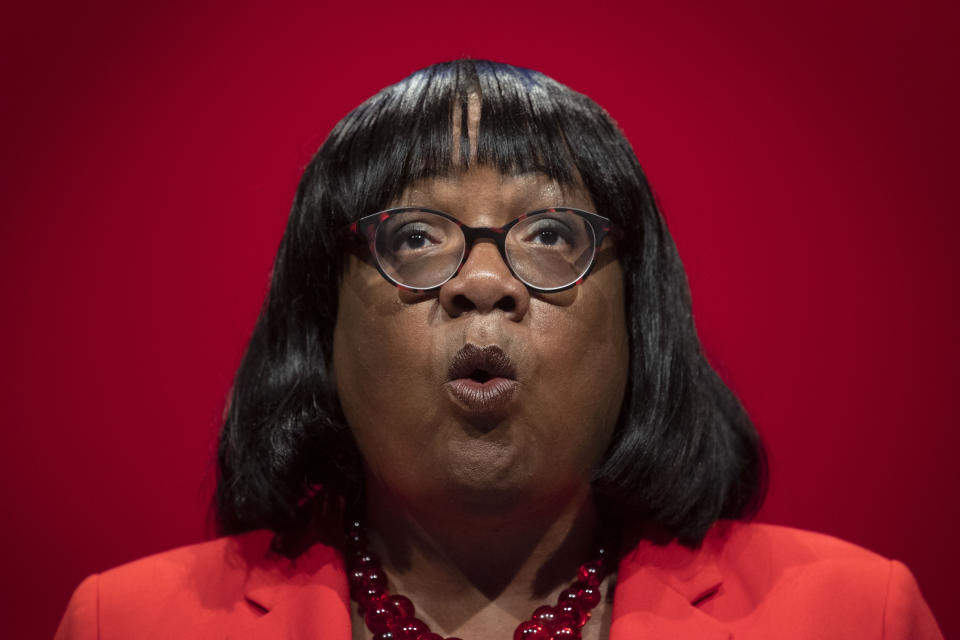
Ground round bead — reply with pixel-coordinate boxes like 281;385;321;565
387;594;415;620
363;566;388;590
558;587;579;603
555;601;588;628
348;569;368;599
373;633;396;640
346;519;363;532
392;618;429;640
531;605;558;628
513;620;550;640
551;624;581;639
348;567;367;586
345;527;367;544
365;601;400;634
357;584;388;609
575;585;601;609
577;561;603;587
352;551;379;569
386;594;415;619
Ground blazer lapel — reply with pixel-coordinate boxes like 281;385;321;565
225;526;735;640
610;532;733;640
230;541;353;640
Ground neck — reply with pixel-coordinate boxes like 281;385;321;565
359;482;606;636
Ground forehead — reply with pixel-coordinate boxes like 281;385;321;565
392;166;596;219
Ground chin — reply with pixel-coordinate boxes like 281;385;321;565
432;445;586;520
443;436;526;482
437;481;534;518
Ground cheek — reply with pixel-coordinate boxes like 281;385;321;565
586;270;630;415
332;263;445;481
334;258;430;398
524;265;629;473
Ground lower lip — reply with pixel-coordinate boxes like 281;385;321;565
445;377;519;414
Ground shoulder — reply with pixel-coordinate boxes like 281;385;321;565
704;522;941;638
627;520;890;579
108;530;273;572
617;521;941;638
55;530;344;640
702;521;903;601
707;520;889;568
94;529;275;600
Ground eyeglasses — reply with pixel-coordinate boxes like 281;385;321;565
347;207;616;293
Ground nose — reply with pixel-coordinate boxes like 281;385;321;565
438;240;530;320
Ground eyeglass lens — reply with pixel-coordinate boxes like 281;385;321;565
374;209;597;290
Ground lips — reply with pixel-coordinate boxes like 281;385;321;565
445;343;519;415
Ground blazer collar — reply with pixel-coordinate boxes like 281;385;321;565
231;524;734;640
610;524;733;640
231;536;352;640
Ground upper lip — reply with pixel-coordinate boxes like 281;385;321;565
447;343;518;382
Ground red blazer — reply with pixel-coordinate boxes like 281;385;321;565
55;522;942;639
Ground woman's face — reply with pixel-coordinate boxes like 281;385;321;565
333;165;629;519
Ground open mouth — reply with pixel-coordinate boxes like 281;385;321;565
445;343;519;415
447;343;518;383
467;369;493;383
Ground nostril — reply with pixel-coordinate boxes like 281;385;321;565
451;294;476;315
439;264;529;319
449;293;517;316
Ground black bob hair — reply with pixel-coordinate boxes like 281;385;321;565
215;59;767;555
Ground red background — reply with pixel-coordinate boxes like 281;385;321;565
2;1;956;637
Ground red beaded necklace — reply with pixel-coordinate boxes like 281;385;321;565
344;519;607;640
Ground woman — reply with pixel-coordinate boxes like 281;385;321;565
56;60;942;639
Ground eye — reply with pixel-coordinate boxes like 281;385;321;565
378;212;457;258
396;227;432;251
390;222;444;253
533;228;561;246
519;217;576;248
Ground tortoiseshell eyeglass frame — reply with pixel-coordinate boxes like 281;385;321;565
345;206;619;293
